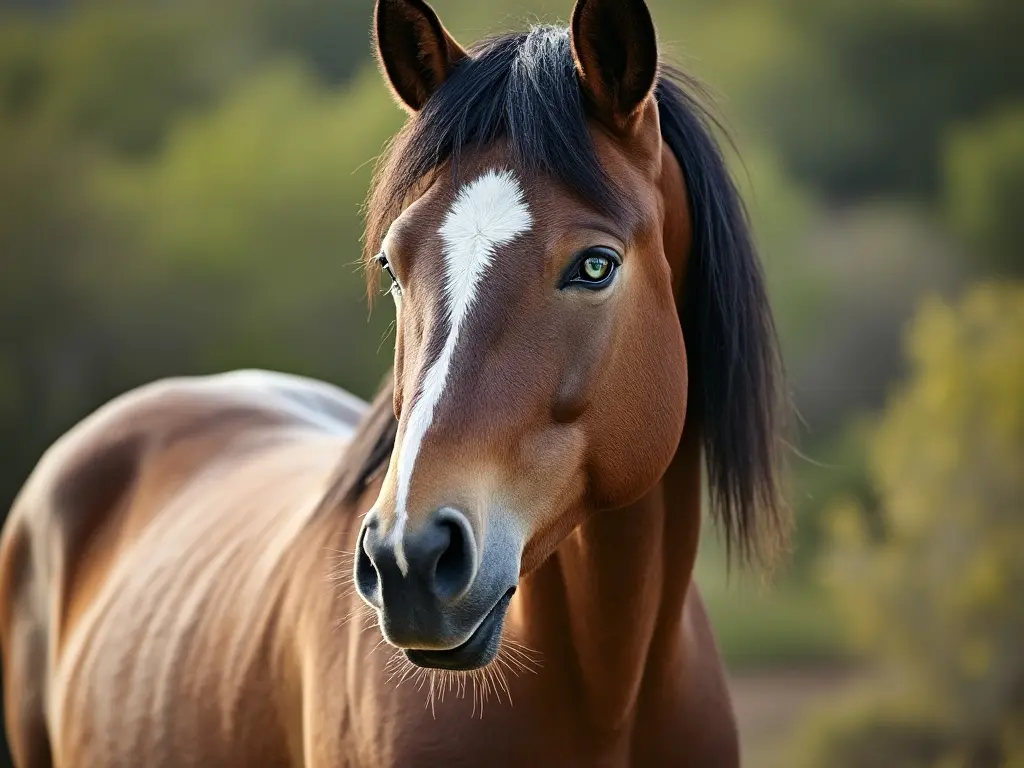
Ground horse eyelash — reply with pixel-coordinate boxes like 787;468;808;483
375;251;402;295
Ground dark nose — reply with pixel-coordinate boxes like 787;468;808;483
355;507;478;613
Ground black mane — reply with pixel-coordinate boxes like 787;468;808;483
344;26;787;565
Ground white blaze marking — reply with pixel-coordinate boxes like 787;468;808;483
391;169;532;575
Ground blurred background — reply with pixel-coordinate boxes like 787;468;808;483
0;0;1020;765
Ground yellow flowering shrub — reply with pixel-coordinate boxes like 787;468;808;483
812;283;1024;765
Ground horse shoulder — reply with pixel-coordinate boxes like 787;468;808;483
1;371;367;764
3;371;367;648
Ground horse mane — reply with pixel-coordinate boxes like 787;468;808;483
337;26;788;565
655;71;789;565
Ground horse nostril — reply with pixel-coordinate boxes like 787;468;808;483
403;508;476;603
354;522;381;605
355;508;477;609
434;517;471;600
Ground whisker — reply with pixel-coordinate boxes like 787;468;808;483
470;672;481;718
486;666;500;705
502;640;543;671
322;547;356;560
413;668;429;692
366;636;388;659
493;662;513;706
395;661;417;688
358;615;381;635
335;603;374;631
386;654;404;671
500;650;533;673
496;652;519;683
504;637;543;658
374;636;538;719
426;671;437;718
385;655;411;685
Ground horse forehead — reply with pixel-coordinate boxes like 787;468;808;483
391;167;536;253
439;169;533;258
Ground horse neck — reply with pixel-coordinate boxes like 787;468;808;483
513;421;703;730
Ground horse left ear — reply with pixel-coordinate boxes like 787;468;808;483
570;0;659;134
374;0;468;113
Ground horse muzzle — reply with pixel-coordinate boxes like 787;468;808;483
354;506;521;670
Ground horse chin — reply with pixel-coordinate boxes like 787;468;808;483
402;587;515;671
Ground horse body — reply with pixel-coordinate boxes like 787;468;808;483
0;372;358;766
3;1;787;765
1;372;733;767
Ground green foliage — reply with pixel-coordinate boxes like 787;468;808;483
786;417;876;570
791;695;962;768
94;61;400;394
0;19;49;122
5;5;255;157
0;1;375;157
0;50;404;507
728;143;822;358
946;107;1024;277
695;537;850;669
809;283;1024;765
771;0;1024;201
42;8;234;155
792;691;1024;768
243;0;374;84
0;118;124;512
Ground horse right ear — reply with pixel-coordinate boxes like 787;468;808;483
374;0;467;113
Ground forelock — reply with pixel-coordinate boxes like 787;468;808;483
364;25;628;268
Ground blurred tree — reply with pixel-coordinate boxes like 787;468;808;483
0;1;375;160
793;695;961;768
814;283;1024;766
93;61;400;400
0;123;121;511
0;20;49;122
0;0;61;9
945;106;1024;277
0;55;404;506
245;0;374;85
41;6;253;157
770;0;1024;202
0;5;256;159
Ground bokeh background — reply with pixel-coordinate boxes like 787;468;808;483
0;0;1021;765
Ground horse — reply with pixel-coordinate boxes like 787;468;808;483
0;0;788;765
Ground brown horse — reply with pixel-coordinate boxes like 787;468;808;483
0;0;787;765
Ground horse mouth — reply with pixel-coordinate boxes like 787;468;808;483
404;588;515;671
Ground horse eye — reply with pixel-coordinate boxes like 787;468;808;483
375;252;401;296
564;247;620;290
583;255;611;281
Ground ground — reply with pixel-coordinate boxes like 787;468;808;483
731;665;867;767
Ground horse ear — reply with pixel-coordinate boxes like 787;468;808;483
570;0;659;134
374;0;467;113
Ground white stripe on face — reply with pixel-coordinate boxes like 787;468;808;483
390;169;533;575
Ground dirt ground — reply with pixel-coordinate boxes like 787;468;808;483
730;665;868;767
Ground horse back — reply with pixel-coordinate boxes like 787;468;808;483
0;370;365;766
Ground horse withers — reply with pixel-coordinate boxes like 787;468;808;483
0;0;787;765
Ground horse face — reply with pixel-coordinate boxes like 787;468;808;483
355;0;687;671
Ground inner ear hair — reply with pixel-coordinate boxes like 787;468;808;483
570;0;659;134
